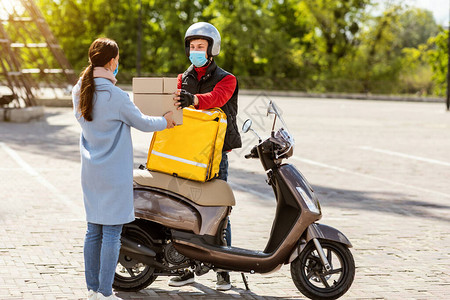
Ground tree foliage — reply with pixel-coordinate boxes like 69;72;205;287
36;0;445;96
426;30;449;96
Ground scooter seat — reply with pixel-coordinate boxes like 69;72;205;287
133;169;236;207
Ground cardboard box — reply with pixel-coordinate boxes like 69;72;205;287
133;77;183;125
163;78;178;94
133;77;179;94
133;77;163;93
134;94;183;124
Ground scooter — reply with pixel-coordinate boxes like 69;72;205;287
113;101;355;300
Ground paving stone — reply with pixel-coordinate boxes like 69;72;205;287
1;98;449;299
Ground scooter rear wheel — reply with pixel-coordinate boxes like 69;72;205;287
291;240;355;300
113;223;158;292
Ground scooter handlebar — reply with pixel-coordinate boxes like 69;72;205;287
244;146;259;159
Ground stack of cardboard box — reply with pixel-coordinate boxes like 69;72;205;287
132;77;183;125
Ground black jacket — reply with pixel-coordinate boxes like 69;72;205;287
181;60;242;151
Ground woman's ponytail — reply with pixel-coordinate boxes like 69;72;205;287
77;38;119;122
79;64;95;121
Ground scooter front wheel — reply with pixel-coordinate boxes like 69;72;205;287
113;223;158;292
291;240;355;300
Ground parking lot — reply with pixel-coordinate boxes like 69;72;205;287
0;95;449;299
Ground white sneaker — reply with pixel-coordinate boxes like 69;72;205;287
97;292;123;300
87;290;97;300
215;272;232;291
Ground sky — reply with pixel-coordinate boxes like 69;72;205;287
410;0;449;25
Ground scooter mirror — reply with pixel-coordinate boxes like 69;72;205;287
242;119;253;133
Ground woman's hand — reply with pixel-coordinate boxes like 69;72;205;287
163;111;176;129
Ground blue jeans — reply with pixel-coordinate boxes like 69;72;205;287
84;223;123;297
218;152;231;246
217;151;229;182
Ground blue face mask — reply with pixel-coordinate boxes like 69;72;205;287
113;61;119;76
189;51;208;67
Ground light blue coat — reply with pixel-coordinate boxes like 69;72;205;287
72;78;167;225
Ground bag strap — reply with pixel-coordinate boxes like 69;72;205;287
186;105;225;115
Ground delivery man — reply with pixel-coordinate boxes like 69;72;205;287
171;22;242;291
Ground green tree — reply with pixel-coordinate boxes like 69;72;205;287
290;0;374;91
332;5;440;94
394;8;439;49
34;0;445;96
37;0;213;76
426;30;449;96
392;8;440;96
400;45;434;95
129;0;212;75
204;0;293;76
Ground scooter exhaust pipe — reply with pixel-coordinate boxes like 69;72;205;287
120;236;156;257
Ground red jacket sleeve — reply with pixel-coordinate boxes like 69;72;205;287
177;74;182;89
196;75;237;109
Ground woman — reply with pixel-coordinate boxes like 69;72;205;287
72;38;175;300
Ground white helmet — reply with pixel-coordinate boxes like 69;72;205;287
184;22;221;57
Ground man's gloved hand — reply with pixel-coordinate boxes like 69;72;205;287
178;89;195;108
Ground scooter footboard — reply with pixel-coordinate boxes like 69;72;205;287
287;223;352;264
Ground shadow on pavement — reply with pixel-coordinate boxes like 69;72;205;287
2;110;447;223
316;186;450;223
115;282;303;299
229;167;450;223
0;111;81;163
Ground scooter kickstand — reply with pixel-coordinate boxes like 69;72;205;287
241;272;250;290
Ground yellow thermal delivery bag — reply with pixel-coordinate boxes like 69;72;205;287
147;107;227;182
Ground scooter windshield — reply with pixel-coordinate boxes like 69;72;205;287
267;101;295;146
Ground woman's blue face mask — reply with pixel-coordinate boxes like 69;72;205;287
113;61;119;76
189;51;208;67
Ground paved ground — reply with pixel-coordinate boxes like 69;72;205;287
0;95;449;299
